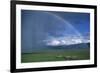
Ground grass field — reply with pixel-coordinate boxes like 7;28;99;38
21;49;90;63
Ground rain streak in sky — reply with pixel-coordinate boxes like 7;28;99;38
21;10;90;52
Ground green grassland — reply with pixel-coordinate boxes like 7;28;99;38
21;49;90;63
